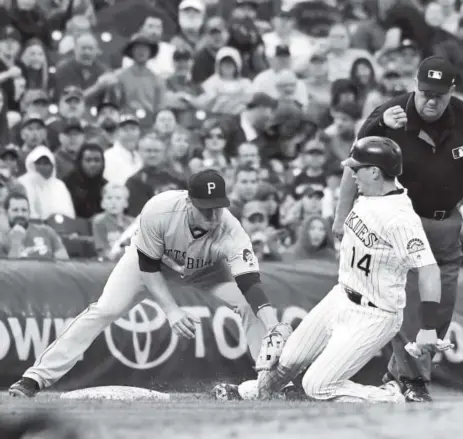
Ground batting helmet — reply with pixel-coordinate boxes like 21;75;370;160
342;136;403;177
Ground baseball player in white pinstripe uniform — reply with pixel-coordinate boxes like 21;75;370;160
9;169;292;398
249;136;444;403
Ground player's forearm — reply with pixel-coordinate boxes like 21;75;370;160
417;263;442;330
256;305;278;330
334;168;358;223
140;271;180;315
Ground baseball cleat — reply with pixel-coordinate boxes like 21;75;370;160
382;371;395;385
211;383;242;401
282;382;306;401
399;377;432;402
9;377;40;398
379;381;406;403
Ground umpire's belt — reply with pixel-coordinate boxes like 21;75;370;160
417;209;451;221
345;287;377;308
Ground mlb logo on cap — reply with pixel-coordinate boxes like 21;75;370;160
452;146;463;160
428;70;442;80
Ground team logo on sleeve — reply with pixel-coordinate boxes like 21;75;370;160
242;249;257;267
407;238;425;254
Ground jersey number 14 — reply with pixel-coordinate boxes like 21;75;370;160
350;247;372;276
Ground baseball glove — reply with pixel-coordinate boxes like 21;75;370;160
255;323;293;372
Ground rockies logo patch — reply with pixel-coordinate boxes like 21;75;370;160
407;238;425;254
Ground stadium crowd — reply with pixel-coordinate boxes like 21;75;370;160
0;0;463;263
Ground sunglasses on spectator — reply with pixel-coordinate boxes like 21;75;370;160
246;213;266;223
206;132;225;139
304;149;324;155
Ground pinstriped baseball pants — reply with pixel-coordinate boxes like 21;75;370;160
258;285;403;402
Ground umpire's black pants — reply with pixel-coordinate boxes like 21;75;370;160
388;209;462;381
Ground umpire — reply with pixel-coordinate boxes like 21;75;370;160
333;56;463;402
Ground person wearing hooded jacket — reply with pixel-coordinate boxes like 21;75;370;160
282;215;336;262
195;46;252;115
64;142;106;219
17;145;75;221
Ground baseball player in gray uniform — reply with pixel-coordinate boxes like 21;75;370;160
9;169;291;397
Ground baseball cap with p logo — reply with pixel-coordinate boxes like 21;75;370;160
188;169;230;209
417;56;460;94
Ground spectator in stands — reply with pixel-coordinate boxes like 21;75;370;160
57;14;92;56
18;89;49;124
18;145;75;220
228;164;259;219
54;118;85;180
153;108;177;143
46;85;100;151
291;138;327;199
252;45;308;108
0;192;69;259
168;126;193;178
235;142;260;170
325;23;379;82
41;0;97;28
191;15;229;84
123;15;176;79
262;8;317;77
55;33;117;106
91;182;133;259
93;98;120;150
281;184;325;232
103;113;142;185
438;0;460;35
192;119;229;172
324;101;361;171
126;134;183;216
224;92;277;158
282;215;335;261
18;38;55;94
350;57;377;107
118;32;166;129
19;113;47;162
197;46;252;115
6;0;66;47
0;144;23;180
0;174;9;236
171;0;206;53
0;26;24;112
64;142;106;219
0;89;9;147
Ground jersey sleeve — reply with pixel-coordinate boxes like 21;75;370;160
389;219;436;269
222;222;260;277
132;199;165;259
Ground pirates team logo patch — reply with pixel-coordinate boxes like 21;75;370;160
242;249;257;267
452;146;463;159
407;238;425;254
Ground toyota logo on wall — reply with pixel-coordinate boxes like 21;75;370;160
104;300;179;370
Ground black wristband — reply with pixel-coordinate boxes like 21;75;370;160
421;301;439;330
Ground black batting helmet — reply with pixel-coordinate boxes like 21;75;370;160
342;136;403;177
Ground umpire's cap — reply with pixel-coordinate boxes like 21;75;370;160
188;169;230;209
342;136;403;177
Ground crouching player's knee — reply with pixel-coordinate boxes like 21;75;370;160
302;369;333;400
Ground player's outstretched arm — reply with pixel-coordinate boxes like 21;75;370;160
138;251;199;339
332;167;358;240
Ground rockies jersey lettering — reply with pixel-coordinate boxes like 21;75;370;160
339;191;436;312
133;190;259;278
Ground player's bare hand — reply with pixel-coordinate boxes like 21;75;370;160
383;106;408;129
167;309;200;339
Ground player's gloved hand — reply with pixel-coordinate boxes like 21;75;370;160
166;308;200;340
255;323;293;372
382;105;408;129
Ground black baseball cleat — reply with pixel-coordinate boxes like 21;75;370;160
9;377;40;398
399;377;432;402
282;382;306;401
211;383;242;401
